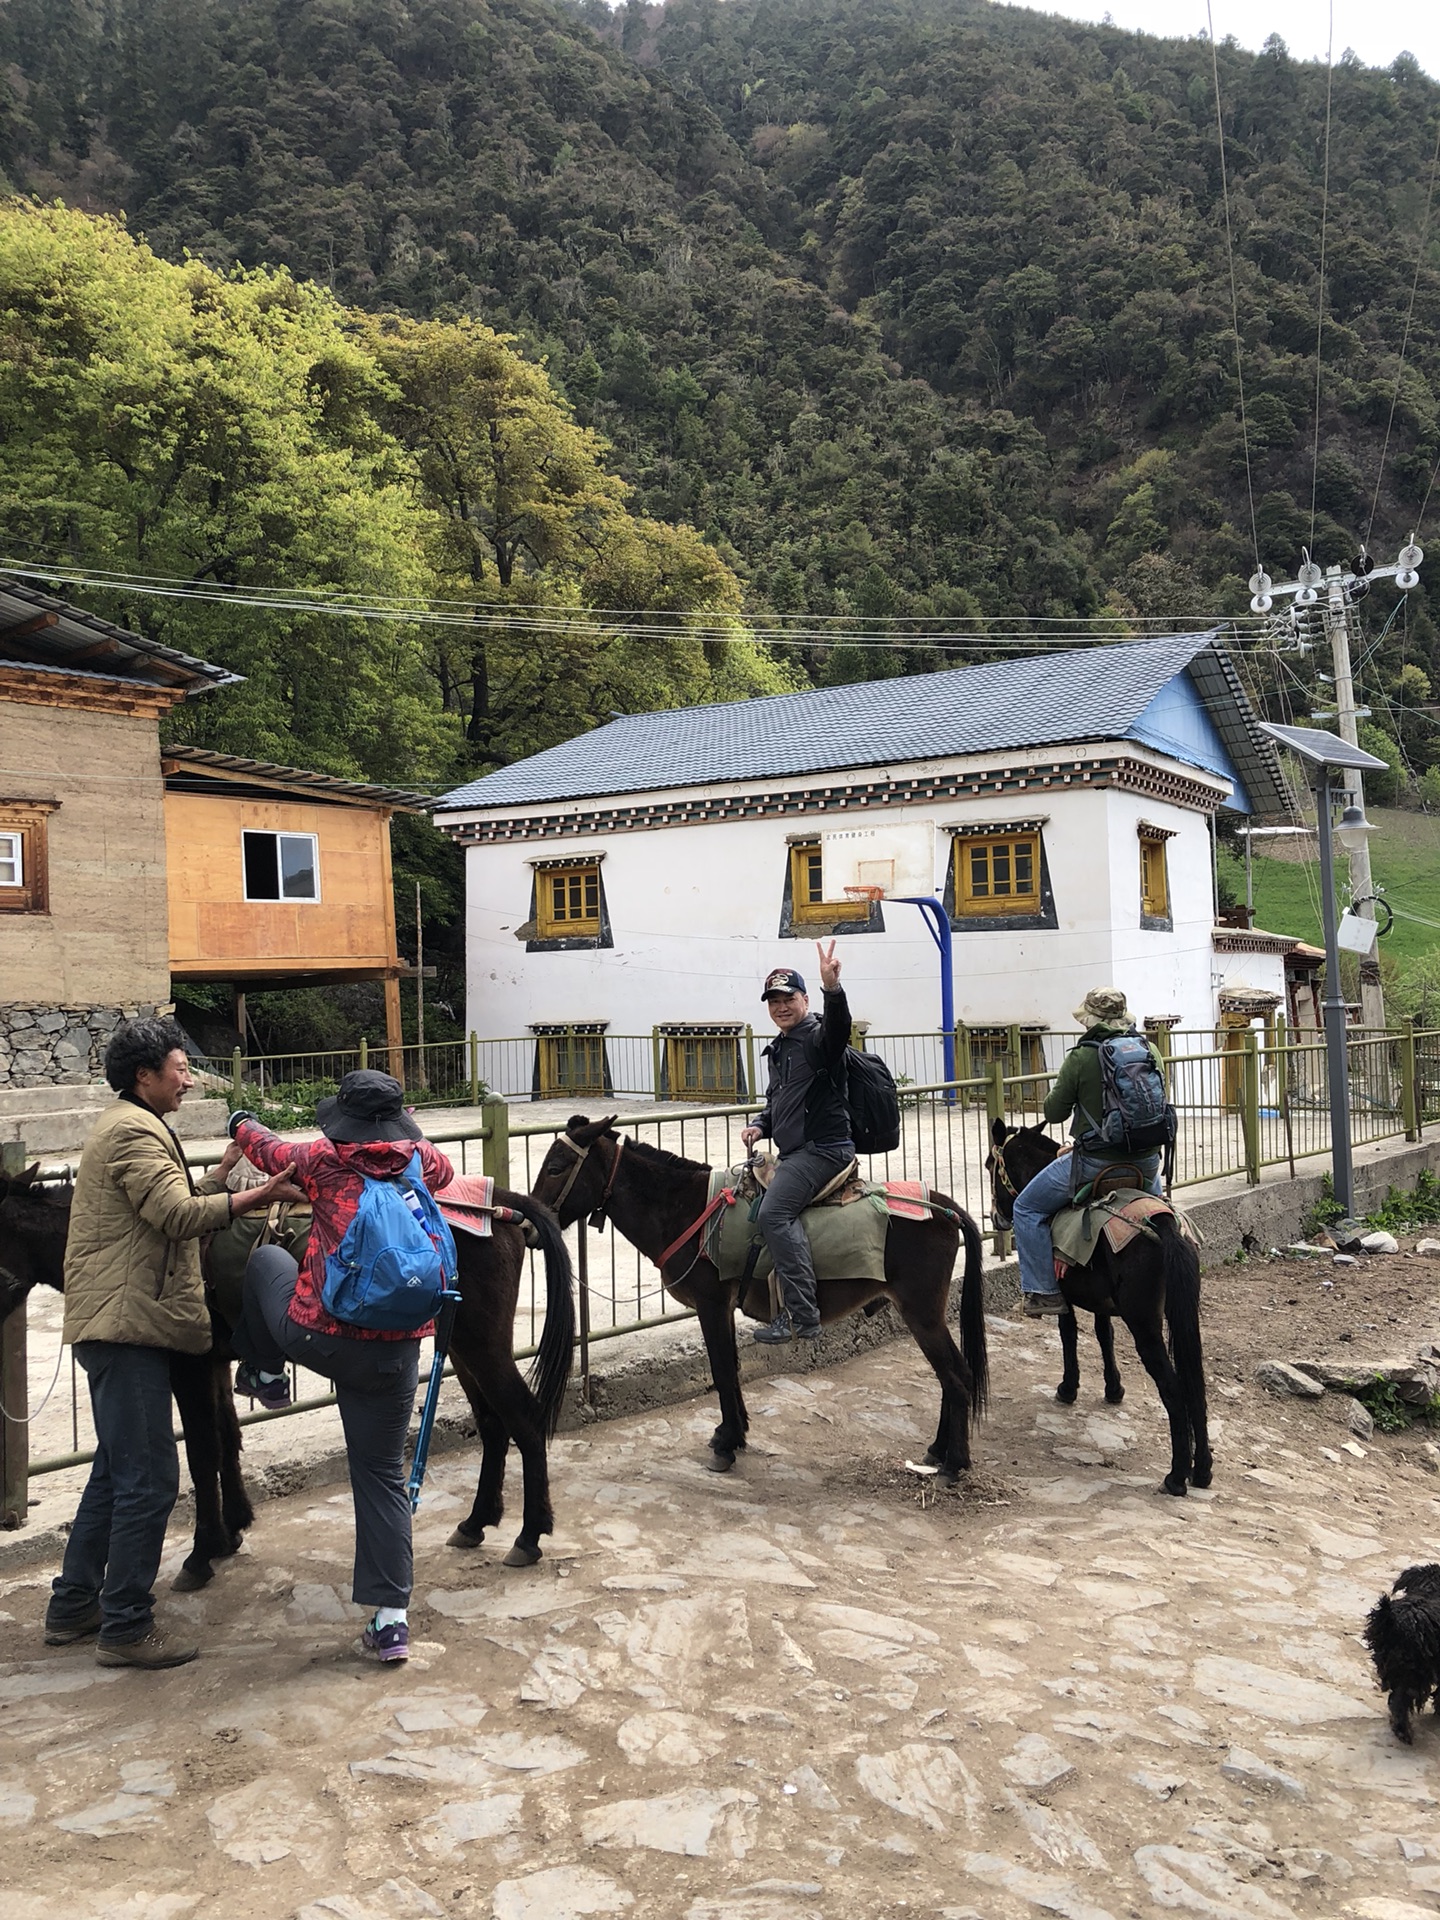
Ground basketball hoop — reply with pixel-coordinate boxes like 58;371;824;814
843;885;885;904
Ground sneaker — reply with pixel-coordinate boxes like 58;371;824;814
1022;1290;1068;1319
794;1323;821;1341
752;1314;793;1345
95;1628;199;1670
235;1362;291;1411
359;1616;410;1663
44;1602;102;1646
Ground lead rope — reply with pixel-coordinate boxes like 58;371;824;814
0;1330;66;1424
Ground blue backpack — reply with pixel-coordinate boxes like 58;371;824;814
1076;1033;1177;1157
321;1150;457;1332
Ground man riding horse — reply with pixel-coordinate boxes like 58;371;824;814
1015;986;1167;1319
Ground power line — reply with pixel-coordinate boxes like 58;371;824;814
1205;7;1261;573
1365;105;1440;549
1309;4;1335;550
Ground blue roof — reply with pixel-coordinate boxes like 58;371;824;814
435;633;1292;819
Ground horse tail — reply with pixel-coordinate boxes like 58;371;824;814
957;1206;989;1421
507;1194;577;1439
1159;1215;1206;1436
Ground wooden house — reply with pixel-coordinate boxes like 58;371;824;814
161;748;430;1056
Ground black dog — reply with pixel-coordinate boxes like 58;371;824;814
1364;1563;1440;1742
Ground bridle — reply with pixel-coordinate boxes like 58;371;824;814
548;1130;626;1228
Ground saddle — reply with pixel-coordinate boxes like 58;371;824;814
742;1152;860;1205
1049;1172;1200;1277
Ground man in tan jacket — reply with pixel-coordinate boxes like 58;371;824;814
44;1018;295;1668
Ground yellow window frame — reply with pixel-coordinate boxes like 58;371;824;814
789;842;869;923
538;1031;607;1097
665;1033;740;1102
954;834;1041;916
1139;834;1170;918
537;861;601;938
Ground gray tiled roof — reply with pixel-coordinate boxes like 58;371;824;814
435;633;1291;818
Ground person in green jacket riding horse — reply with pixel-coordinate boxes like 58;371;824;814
1015;987;1166;1320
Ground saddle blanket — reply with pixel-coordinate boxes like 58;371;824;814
701;1167;939;1288
1051;1189;1195;1272
435;1172;495;1239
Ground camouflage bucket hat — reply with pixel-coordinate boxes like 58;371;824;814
1073;987;1131;1030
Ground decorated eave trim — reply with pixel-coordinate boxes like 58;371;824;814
1137;820;1180;841
658;1022;745;1036
442;754;1230;848
527;851;607;871
945;816;1049;838
1212;928;1300;954
528;1021;609;1035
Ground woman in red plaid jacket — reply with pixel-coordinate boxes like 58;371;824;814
230;1070;454;1664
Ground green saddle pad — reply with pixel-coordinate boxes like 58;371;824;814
704;1168;890;1287
1049;1188;1154;1271
204;1208;312;1327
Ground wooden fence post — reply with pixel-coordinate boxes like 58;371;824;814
481;1091;510;1190
0;1138;29;1529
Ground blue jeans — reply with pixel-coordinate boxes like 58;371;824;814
1014;1151;1162;1296
49;1343;180;1643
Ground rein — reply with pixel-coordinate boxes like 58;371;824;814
654;1184;737;1275
550;1131;626;1228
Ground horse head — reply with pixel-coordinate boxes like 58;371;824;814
0;1163;72;1320
985;1120;1059;1228
531;1114;620;1228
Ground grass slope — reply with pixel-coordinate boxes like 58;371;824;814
1222;808;1440;962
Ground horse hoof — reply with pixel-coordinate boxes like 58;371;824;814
1104;1385;1126;1405
922;1448;943;1467
1162;1474;1188;1497
447;1526;485;1550
1054;1384;1078;1405
502;1542;542;1568
1191;1464;1213;1490
171;1562;213;1593
935;1466;960;1487
707;1451;736;1474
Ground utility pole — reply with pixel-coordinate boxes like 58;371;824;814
1250;537;1424;1028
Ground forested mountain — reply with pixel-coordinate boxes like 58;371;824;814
2;0;1438;697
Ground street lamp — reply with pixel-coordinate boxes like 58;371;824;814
1256;723;1391;1216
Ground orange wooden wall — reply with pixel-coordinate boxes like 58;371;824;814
165;790;397;976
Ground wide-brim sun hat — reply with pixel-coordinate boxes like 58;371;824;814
1073;987;1131;1029
316;1068;423;1144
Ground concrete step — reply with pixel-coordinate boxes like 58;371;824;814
0;1082;109;1118
1;1093;229;1158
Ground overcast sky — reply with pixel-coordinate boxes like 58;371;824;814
1006;1;1438;80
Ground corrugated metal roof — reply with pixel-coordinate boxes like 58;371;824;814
161;746;431;811
435;634;1293;819
0;578;239;693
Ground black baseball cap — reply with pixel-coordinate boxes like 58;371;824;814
316;1069;423;1144
761;968;807;1000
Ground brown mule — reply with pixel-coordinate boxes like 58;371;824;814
533;1115;987;1479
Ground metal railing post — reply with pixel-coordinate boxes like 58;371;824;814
481;1091;510;1190
651;1027;663;1101
0;1138;29;1528
744;1025;756;1103
1241;1030;1261;1186
1402;1018;1420;1142
576;1224;592;1408
985;1058;1005;1131
1275;1014;1295;1177
231;1047;243;1103
469;1031;480;1107
359;1035;369;1071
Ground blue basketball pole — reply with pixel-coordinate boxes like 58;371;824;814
896;896;956;1101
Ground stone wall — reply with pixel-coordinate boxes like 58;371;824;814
0;1001;161;1088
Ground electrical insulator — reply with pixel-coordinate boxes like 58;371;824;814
1248;568;1272;595
1398;541;1424;569
1297;552;1323;588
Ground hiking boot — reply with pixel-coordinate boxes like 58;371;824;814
1022;1290;1068;1319
95;1628;199;1670
794;1322;821;1341
44;1602;102;1646
752;1314;794;1345
359;1616;410;1663
235;1362;292;1411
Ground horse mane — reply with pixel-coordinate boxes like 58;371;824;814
614;1133;711;1178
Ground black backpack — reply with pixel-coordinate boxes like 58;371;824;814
843;1046;902;1156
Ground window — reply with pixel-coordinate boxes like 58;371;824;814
954;834;1040;916
0;804;54;914
788;842;869;925
1139;829;1171;924
661;1025;745;1102
533;1026;609;1098
967;1027;1048;1078
242;830;319;902
537;862;601;938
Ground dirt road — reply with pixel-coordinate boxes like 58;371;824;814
6;1252;1440;1920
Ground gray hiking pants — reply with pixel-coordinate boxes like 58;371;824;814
756;1143;853;1334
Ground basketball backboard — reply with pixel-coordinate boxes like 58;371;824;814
820;820;937;900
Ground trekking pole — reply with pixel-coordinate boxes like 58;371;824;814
408;1288;463;1512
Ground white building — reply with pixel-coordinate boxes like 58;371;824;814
433;635;1293;1099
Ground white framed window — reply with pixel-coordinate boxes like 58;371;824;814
0;831;21;888
242;830;320;902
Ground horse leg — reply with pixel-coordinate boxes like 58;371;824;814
695;1285;748;1471
893;1295;973;1482
465;1357;555;1568
1055;1309;1081;1404
1094;1313;1125;1405
1118;1289;1193;1496
169;1354;228;1591
214;1356;255;1543
446;1355;510;1550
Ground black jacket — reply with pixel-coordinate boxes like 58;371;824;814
756;987;853;1156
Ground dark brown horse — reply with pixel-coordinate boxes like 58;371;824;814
986;1120;1212;1496
532;1115;988;1479
0;1163;576;1576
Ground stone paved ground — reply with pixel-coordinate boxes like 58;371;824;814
6;1282;1440;1920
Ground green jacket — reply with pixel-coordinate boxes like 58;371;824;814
63;1096;231;1354
1044;1025;1166;1156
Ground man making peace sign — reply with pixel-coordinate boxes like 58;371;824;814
740;940;854;1344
